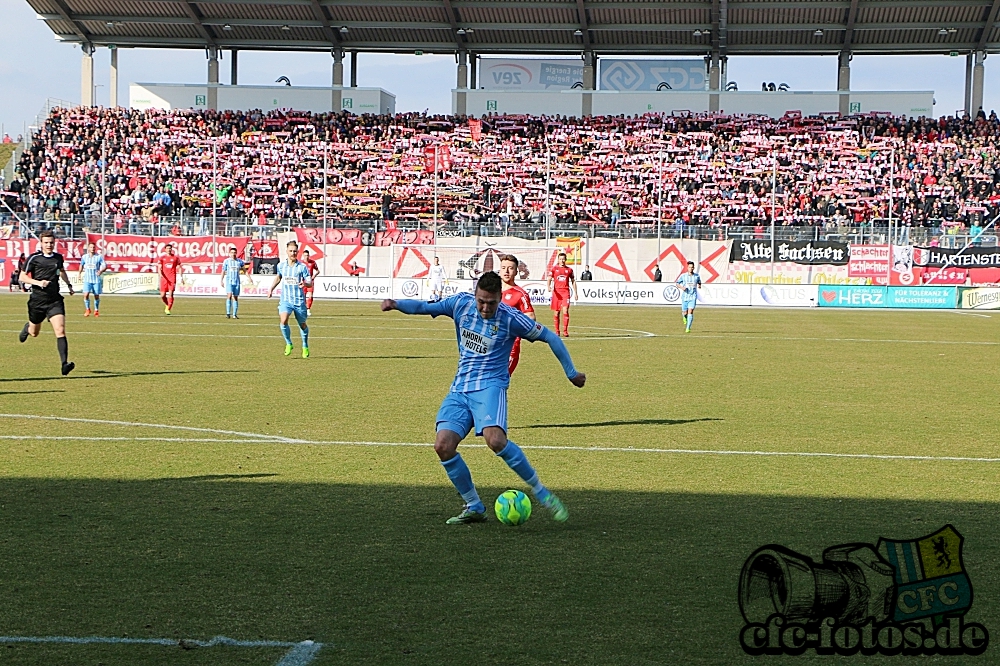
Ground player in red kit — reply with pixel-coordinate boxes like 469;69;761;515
499;254;535;375
157;243;183;315
547;252;576;337
301;249;320;314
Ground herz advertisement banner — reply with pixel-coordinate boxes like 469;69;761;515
730;240;850;265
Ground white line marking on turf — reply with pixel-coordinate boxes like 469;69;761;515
0;635;323;665
660;333;1000;346
948;310;992;318
5;415;1000;463
0;414;293;442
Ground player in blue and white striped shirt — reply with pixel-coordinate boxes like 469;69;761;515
267;240;311;358
78;242;107;317
676;261;702;333
220;247;247;319
382;271;586;524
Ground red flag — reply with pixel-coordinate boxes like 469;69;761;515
423;144;451;172
469;118;482;142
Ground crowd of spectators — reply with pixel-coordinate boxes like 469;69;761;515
4;105;1000;241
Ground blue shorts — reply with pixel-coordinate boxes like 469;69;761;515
225;282;241;297
681;297;697;311
279;302;308;325
436;387;507;438
83;280;102;295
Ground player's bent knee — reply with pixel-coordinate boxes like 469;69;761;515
481;427;508;452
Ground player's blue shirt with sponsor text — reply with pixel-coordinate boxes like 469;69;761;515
222;257;245;285
676;272;702;298
398;292;546;392
277;260;310;307
81;253;106;283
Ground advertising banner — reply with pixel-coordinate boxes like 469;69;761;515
960;287;1000;309
576;281;752;306
748;284;819;307
1;238;84;274
816;285;887;308
914;246;1000;268
600;59;707;92
87;234;249;271
817;285;957;308
728;261;867;285
730;240;849;265
315;276;392;300
848;245;889;278
885;286;956;309
479;59;583;90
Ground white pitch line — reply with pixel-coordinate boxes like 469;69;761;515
1;329;649;341
4;415;999;463
659;333;1000;346
0;414;294;442
0;435;278;443
0;635;323;665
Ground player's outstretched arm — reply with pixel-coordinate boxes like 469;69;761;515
537;326;585;387
381;298;453;317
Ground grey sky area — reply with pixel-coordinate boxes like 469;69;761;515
6;0;1000;137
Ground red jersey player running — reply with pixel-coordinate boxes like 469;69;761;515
499;254;535;375
547;252;577;337
157;243;183;315
301;249;320;314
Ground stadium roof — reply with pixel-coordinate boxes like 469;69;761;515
26;0;1000;57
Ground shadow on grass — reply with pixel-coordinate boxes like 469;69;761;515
0;479;995;665
315;355;450;361
521;417;723;429
0;370;256;384
0;390;65;396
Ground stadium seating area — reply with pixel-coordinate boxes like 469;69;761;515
5;106;1000;241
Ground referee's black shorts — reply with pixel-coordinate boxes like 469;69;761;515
27;295;66;325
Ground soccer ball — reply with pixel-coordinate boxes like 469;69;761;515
494;490;531;526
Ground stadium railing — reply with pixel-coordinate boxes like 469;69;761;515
2;212;993;250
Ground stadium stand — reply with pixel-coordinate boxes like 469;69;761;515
4;106;1000;247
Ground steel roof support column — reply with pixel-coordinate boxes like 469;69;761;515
972;50;986;117
350;51;358;87
109;46;118;107
207;47;219;110
838;51;851;116
231;49;238;85
709;51;720;111
81;43;94;107
332;48;344;112
470;52;477;89
456;50;468;116
965;52;974;117
582;50;595;117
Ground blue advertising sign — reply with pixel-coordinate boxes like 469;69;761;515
885;286;957;309
817;285;887;308
599;60;707;91
817;285;957;309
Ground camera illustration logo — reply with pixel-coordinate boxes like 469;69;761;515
738;525;988;656
400;280;419;298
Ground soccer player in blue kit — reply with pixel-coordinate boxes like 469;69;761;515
677;260;702;333
221;246;247;319
79;242;107;317
267;240;311;358
381;271;586;525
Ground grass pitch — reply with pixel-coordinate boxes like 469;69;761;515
0;294;998;664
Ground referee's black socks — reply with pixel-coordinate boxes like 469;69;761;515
57;336;68;365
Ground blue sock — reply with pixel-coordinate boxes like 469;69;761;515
687;313;694;329
233;300;238;316
441;454;484;511
281;324;292;345
84;296;90;310
226;299;231;315
497;441;548;499
300;325;309;348
94;297;99;311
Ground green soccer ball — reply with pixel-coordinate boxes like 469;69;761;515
494;490;532;526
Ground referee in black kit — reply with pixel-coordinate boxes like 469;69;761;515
17;230;76;376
